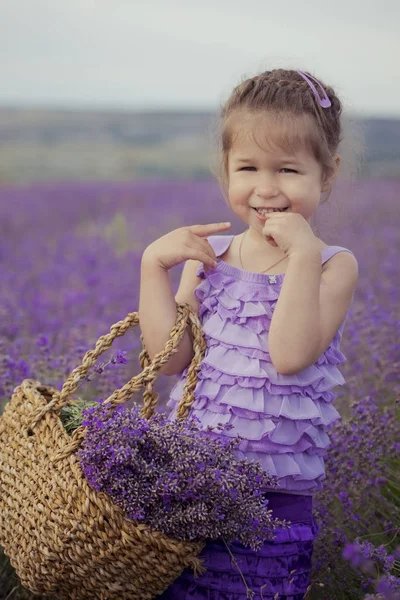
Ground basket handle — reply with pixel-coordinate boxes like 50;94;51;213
28;302;206;452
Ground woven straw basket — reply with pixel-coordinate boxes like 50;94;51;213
0;302;208;600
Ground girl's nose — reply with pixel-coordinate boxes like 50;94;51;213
255;174;280;199
255;183;280;199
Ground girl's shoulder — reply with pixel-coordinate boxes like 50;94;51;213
320;243;356;268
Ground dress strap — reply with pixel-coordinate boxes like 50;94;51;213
321;245;354;266
206;234;235;256
196;235;234;278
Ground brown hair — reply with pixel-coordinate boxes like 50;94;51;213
215;69;345;202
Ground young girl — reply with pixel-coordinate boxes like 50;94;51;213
139;68;359;600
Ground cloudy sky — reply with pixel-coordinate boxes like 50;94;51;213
0;0;398;117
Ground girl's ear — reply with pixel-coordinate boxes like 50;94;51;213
321;154;341;192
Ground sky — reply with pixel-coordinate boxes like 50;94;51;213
0;0;399;118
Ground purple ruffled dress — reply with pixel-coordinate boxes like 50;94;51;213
158;235;354;600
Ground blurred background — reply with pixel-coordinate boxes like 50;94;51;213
0;0;399;183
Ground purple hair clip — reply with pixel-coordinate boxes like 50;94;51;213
296;70;332;108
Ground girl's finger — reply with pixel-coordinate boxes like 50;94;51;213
189;222;232;237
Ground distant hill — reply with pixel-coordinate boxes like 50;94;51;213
0;108;398;182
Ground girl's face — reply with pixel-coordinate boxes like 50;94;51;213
227;115;333;236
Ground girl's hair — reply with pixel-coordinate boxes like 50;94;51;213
215;69;345;201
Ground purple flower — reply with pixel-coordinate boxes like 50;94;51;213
78;402;287;550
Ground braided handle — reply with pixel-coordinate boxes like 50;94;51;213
27;302;206;460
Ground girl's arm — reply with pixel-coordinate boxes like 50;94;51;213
268;250;358;375
139;253;199;376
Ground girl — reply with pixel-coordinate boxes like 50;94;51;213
139;69;359;600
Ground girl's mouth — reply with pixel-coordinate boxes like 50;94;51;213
253;207;289;214
253;207;289;219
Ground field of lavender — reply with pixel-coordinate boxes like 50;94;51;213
0;178;399;599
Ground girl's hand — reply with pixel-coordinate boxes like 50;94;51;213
262;212;320;256
143;222;232;271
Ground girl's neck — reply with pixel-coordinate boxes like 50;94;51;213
244;228;285;257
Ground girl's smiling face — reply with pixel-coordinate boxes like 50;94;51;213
227;113;337;234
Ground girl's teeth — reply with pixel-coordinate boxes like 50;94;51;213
256;208;284;214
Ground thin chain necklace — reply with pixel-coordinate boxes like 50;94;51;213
239;229;287;273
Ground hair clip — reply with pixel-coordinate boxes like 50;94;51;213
296;70;332;108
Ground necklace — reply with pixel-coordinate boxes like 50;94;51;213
239;229;287;274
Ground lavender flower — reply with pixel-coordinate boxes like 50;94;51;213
78;401;289;550
311;394;400;599
343;540;396;575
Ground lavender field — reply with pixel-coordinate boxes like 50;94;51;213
0;179;399;599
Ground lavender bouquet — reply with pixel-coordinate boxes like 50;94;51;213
75;400;289;551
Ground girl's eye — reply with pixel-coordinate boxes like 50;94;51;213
239;167;297;173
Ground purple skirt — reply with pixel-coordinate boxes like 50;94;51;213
156;493;319;600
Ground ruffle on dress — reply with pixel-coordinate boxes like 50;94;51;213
198;340;344;400
167;240;349;495
195;268;346;368
167;389;329;494
156;516;319;599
